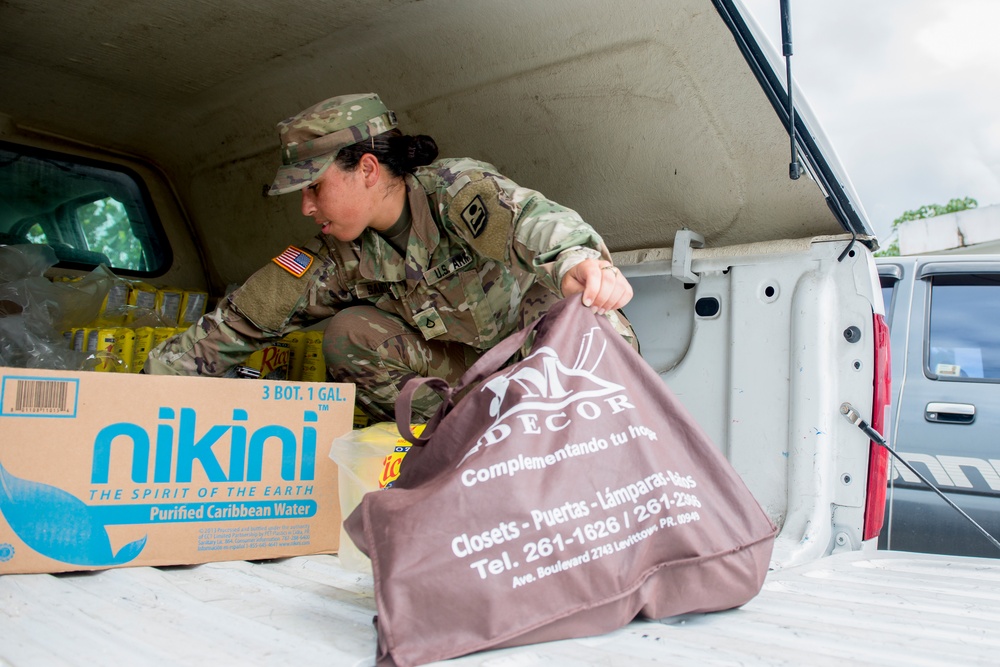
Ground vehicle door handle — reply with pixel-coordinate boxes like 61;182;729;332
925;402;976;424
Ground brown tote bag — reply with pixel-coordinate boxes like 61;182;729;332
344;297;777;667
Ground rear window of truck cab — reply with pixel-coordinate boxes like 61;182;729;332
0;142;170;276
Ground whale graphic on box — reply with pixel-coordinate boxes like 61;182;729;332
0;461;147;566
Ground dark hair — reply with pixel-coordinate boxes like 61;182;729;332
335;129;439;178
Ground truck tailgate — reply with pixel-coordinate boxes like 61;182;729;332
2;550;998;665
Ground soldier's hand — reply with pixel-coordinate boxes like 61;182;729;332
561;259;633;314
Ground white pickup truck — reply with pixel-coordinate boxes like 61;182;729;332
2;0;999;664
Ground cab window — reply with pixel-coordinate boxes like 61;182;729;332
927;274;1000;381
0;142;170;276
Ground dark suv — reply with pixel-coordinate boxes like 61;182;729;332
878;255;1000;558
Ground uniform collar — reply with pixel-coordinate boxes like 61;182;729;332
357;175;440;284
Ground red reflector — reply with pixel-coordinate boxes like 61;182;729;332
863;312;891;540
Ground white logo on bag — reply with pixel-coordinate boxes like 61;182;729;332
461;327;633;463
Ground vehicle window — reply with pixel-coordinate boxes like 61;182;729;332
0;142;170;276
879;276;897;329
927;274;1000;381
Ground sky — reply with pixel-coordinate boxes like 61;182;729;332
740;0;1000;244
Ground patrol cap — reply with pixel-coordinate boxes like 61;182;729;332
268;93;398;195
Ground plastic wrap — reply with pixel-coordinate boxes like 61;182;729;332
0;244;113;370
328;422;424;571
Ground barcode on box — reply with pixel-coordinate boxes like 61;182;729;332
1;377;79;417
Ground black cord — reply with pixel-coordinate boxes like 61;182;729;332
837;231;857;262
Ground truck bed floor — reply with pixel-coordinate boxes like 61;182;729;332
2;551;998;666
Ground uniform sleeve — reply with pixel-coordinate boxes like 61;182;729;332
145;238;349;376
506;184;610;294
143;301;275;376
442;165;610;295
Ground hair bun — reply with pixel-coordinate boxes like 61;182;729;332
407;134;439;167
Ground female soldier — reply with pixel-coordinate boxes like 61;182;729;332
146;93;636;421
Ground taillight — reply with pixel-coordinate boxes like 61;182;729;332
863;312;891;540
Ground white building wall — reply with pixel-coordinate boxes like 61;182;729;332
899;204;1000;255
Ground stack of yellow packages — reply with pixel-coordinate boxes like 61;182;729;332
61;275;369;428
63;276;208;374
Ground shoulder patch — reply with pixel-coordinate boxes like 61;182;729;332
272;246;314;277
461;195;489;237
232;259;321;334
448;176;512;261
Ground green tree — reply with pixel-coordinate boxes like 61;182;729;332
76;197;144;269
876;196;978;257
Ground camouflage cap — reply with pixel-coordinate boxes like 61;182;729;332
268;93;398;196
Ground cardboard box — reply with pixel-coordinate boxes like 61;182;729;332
0;367;353;574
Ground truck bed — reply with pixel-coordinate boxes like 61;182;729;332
3;550;998;666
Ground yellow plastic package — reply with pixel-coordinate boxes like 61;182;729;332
126;281;158;323
94;280;130;326
233;343;290;380
178;290;208;325
279;331;307;381
155;287;186;326
131;326;156;374
299;331;326;382
328;422;425;572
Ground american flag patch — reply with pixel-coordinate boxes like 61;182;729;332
272;246;314;277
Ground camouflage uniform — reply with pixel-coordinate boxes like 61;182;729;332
146;94;635;421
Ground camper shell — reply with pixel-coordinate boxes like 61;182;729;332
3;0;999;664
